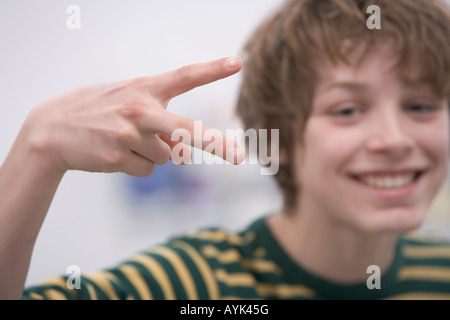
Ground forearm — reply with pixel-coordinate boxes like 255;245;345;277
0;126;65;299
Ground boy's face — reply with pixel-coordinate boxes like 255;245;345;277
294;46;449;234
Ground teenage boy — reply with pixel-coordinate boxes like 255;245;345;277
1;0;450;300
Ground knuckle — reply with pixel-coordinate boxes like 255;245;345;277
141;163;155;177
129;161;155;177
144;105;164;124
109;121;136;144
154;145;172;165
104;149;126;169
115;126;136;143
121;97;147;118
175;65;193;82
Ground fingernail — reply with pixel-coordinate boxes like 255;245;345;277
225;57;239;69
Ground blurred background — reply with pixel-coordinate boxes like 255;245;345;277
0;0;449;287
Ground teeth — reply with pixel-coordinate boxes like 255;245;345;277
359;174;415;189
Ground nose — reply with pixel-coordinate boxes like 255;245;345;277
365;108;414;158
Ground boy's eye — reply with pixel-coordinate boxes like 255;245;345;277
406;104;437;113
334;107;360;117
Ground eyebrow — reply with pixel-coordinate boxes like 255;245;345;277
320;80;437;95
402;79;437;92
318;82;370;94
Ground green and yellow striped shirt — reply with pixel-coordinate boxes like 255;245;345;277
22;216;450;300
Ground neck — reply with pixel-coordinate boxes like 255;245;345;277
267;209;399;284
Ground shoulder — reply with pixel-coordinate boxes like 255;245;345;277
402;233;450;248
161;221;260;261
400;233;450;264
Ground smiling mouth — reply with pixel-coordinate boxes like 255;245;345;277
350;171;424;189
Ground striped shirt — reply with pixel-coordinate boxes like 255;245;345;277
22;216;450;300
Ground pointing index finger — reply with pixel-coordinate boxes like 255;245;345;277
152;112;246;165
152;57;242;104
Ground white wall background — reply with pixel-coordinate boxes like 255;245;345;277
1;0;449;288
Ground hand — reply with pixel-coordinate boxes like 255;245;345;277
22;57;245;177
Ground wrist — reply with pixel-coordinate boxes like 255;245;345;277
18;110;67;177
2;124;66;185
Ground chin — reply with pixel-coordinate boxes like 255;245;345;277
355;206;426;235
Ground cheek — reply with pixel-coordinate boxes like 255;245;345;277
303;122;363;168
297;122;364;191
415;118;450;164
